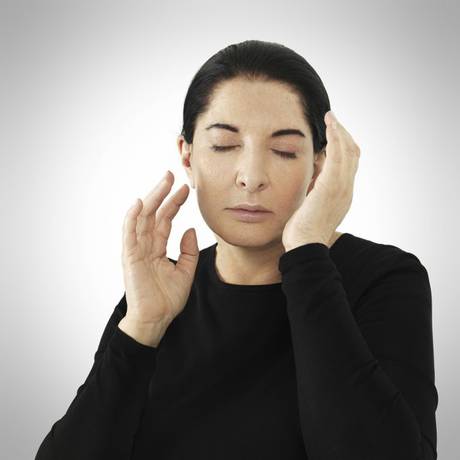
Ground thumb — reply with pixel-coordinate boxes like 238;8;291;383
175;228;199;278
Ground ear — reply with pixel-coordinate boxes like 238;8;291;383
177;135;195;189
306;149;326;195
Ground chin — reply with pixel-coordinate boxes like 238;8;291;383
211;225;283;250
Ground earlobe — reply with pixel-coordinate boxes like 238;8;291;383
184;156;195;189
178;137;196;189
186;149;196;190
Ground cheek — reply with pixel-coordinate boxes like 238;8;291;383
196;172;222;193
281;176;310;211
195;176;226;207
195;158;224;184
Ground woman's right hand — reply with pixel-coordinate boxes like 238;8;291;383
120;170;199;338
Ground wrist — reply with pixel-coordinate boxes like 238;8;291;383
118;316;170;348
284;237;328;252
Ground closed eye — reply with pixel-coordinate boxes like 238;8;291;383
211;145;297;159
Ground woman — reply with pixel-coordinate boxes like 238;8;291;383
35;40;438;460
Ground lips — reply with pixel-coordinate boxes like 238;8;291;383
231;208;269;212
229;204;271;212
227;208;272;222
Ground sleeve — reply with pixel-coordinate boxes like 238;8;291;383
34;292;159;460
278;242;438;460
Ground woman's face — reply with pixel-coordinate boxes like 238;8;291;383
178;76;325;249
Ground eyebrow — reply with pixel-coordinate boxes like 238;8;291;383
205;122;306;138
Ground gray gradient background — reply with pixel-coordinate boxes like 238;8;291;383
1;0;458;458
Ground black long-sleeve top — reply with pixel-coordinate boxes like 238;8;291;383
35;232;438;459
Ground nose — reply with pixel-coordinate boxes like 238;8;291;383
236;153;269;192
237;176;267;192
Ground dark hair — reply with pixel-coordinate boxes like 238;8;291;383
180;40;331;155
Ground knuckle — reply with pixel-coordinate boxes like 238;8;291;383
345;145;360;158
345;146;355;156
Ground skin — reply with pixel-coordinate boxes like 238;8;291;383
177;76;343;285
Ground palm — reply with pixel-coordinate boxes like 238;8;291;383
121;171;199;326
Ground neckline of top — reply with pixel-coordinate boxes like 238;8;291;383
207;232;354;292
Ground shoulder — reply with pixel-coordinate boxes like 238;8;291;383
338;233;430;304
344;232;427;273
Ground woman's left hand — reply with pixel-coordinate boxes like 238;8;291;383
282;111;361;252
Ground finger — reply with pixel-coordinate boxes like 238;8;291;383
153;184;191;254
334;123;360;178
324;113;359;181
136;171;174;237
155;183;190;232
322;120;345;187
327;112;360;160
324;119;344;164
175;227;200;281
123;198;142;253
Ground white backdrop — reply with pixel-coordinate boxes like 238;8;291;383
1;0;458;458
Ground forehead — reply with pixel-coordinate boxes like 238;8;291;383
200;77;309;133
